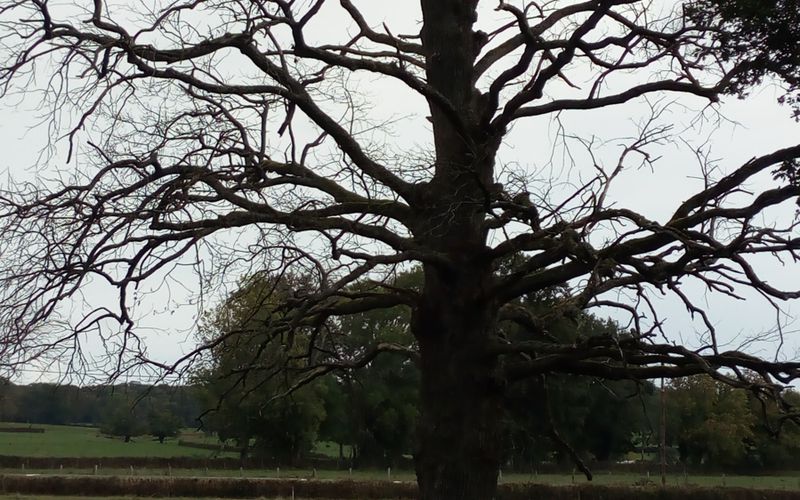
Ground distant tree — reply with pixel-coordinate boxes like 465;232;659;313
101;401;147;443
324;360;418;468
318;377;354;462
0;377;17;422
581;379;654;462
324;270;420;467
666;376;755;466
503;307;656;467
195;273;327;463
742;387;800;469
69;385;108;426
13;384;78;425
147;408;182;444
166;385;206;429
251;387;327;464
195;386;256;459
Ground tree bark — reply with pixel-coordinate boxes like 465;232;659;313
416;1;505;497
412;266;503;500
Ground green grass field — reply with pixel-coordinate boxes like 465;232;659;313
0;423;351;460
0;424;235;458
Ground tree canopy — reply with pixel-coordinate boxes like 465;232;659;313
0;1;799;498
194;273;327;463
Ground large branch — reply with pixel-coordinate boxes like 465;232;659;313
511;80;721;119
25;4;419;203
272;0;472;154
473;1;618;80
493;144;800;303
492;1;615;130
502;338;800;385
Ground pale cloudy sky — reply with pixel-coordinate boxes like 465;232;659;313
1;1;799;382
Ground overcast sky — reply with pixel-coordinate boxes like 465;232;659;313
1;0;799;384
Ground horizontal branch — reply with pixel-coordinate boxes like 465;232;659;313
503;338;800;385
494;145;800;303
511;80;720;119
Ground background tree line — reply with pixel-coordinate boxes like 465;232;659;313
3;367;800;471
0;380;199;443
8;269;797;472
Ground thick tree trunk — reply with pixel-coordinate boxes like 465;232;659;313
414;2;503;496
412;268;504;500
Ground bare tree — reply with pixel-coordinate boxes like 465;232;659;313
0;1;799;498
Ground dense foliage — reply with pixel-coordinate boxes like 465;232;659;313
193;273;328;463
686;0;800;117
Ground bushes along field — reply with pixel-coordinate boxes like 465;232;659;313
3;475;800;500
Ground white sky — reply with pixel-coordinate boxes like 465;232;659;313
1;0;799;383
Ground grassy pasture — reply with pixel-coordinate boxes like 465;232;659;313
0;424;233;458
0;423;345;460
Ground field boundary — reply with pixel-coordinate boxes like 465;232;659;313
2;454;794;476
0;475;416;499
3;474;800;499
